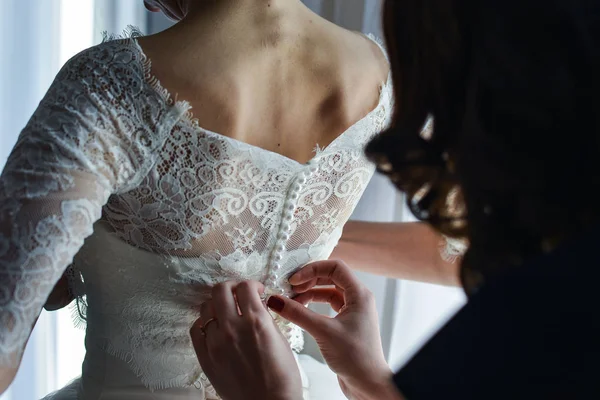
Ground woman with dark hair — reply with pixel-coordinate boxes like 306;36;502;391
188;0;600;398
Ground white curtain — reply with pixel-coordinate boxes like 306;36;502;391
0;1;463;398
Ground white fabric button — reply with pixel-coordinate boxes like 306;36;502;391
275;244;284;253
272;263;282;270
273;253;283;262
290;192;299;201
278;232;290;242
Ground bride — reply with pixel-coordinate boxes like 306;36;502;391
0;0;392;398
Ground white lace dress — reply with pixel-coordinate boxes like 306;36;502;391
0;32;393;400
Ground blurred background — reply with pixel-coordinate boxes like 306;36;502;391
0;1;465;398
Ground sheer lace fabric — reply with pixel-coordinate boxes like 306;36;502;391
0;31;392;396
0;35;187;368
0;30;461;398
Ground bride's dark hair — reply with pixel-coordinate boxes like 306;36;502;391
367;0;600;294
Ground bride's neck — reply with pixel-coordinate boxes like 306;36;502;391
184;0;306;25
161;0;314;50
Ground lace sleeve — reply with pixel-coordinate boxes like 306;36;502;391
0;45;173;367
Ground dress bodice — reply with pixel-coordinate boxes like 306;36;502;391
73;34;393;391
0;30;393;397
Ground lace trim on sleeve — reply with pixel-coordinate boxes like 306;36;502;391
439;235;468;264
0;40;184;366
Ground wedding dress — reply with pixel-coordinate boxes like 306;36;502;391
0;30;394;399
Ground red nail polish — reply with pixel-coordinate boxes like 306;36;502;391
267;296;285;312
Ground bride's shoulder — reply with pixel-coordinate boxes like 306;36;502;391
328;30;391;112
358;33;390;85
331;29;390;86
55;29;146;90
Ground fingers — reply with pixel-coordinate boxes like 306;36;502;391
292;277;344;294
293;288;345;312
190;318;210;365
200;300;215;322
206;280;267;329
289;260;361;295
267;295;330;338
211;281;240;322
200;300;219;336
234;281;266;316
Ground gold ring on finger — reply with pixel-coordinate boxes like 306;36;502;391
200;317;218;335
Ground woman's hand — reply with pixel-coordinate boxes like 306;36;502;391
190;281;304;400
267;260;402;400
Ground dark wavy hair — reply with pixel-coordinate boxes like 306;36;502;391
367;0;600;294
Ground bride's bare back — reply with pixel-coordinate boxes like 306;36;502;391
138;0;389;164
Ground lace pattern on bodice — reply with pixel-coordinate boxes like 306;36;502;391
1;28;464;396
78;31;392;391
0;28;395;394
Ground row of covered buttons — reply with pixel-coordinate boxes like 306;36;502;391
263;160;320;292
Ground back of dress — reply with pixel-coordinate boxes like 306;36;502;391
0;31;392;399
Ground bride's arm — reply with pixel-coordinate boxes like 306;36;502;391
0;44;176;393
332;221;463;286
0;317;39;394
0;64;111;393
2;275;71;390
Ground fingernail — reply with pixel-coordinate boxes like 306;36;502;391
289;274;300;285
267;296;285;312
